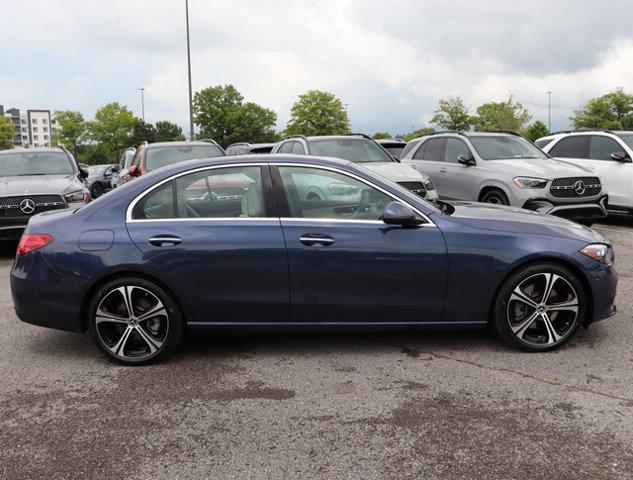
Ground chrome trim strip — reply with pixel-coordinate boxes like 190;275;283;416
299;236;334;244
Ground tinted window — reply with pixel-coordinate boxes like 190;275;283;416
469;136;545;160
0;151;74;176
279;142;294;153
133;181;175;219
401;139;421;158
278;166;392;221
590;136;622;160
548;136;589;158
417;138;444;161
443;138;470;163
614;133;633;150
145;144;224;172
308;138;394;163
291;142;306;154
175;166;266;218
534;138;552;149
382;145;404;158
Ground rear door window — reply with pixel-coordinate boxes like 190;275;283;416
548;136;590;158
418;138;445;161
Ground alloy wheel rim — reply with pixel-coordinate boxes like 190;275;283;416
93;184;103;197
95;286;169;360
506;272;579;346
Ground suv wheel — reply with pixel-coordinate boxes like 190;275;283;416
481;189;509;205
492;263;585;351
88;277;183;365
90;182;104;198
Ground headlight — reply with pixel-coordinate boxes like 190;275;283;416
513;177;548;189
580;244;611;265
64;190;90;203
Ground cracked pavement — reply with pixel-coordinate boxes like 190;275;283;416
1;218;632;479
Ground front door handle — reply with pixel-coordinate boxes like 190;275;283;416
299;234;334;246
148;235;182;247
439;167;447;173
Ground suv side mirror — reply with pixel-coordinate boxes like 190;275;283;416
382;201;424;227
78;167;89;179
111;165;119;172
611;151;632;162
457;153;476;166
128;165;140;176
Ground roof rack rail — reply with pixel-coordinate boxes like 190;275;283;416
346;132;372;139
546;128;618;136
282;134;307;141
427;130;468;136
478;130;523;136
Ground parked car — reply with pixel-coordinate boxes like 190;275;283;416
400;132;608;225
538;130;633;215
375;138;407;159
272;134;438;200
0;147;90;240
226;142;275;155
120;140;225;185
11;154;617;364
87;164;118;198
111;147;136;189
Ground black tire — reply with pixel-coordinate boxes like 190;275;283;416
91;182;104;199
480;189;509;205
492;263;585;352
88;277;183;365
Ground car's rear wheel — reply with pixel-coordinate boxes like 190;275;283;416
492;263;585;351
481;189;509;205
88;277;183;364
91;182;104;198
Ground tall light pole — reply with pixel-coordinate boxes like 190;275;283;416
185;0;195;140
547;91;553;131
139;87;146;123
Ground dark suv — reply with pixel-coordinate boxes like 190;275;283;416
121;140;225;185
0;147;90;240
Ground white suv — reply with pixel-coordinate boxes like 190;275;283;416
538;130;633;214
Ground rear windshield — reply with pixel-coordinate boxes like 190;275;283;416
308;138;394;163
0;151;74;176
145;144;224;172
381;145;405;158
469;136;546;160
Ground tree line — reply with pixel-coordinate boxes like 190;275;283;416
1;87;632;159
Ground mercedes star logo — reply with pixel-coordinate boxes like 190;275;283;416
19;198;36;215
573;180;586;196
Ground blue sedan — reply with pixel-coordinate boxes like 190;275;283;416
10;155;617;364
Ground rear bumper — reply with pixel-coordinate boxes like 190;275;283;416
523;195;608;221
10;251;87;332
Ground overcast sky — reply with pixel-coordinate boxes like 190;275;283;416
2;0;633;136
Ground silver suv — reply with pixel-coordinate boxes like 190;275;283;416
400;132;608;224
272;134;438;201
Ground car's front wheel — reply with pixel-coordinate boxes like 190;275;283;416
481;189;509;205
88;277;183;364
90;182;104;198
492;263;585;351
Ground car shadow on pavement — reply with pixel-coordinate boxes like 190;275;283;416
0;241;17;261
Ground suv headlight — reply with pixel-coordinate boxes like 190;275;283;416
580;244;611;265
64;190;90;203
513;177;548;189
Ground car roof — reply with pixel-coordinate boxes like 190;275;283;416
375;139;406;145
0;147;66;155
146;141;220;149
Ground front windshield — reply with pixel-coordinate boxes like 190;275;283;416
145;144;224;172
88;165;109;176
308;138;394;163
0;151;74;176
469;136;546;160
614;133;633;150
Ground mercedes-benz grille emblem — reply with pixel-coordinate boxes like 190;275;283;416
573;180;586;196
19;198;36;215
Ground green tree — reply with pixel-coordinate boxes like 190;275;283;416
430;96;473;131
571;88;633;130
285;90;350;136
0;116;15;150
402;127;435;142
473;96;532;133
372;132;391;139
524;120;550;142
52;110;86;156
129;121;157;147
87;102;139;161
193;84;277;147
155;120;185;142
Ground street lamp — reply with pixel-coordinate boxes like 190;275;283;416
185;0;195;140
547;91;553;131
139;87;146;123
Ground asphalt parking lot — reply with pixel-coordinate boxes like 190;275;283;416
1;219;632;480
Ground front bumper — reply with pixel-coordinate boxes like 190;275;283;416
570;250;618;325
522;195;608;221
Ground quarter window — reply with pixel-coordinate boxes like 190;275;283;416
589;136;622;160
443;138;470;163
291;142;306;154
278;166;393;221
133;181;176;220
548;136;589;158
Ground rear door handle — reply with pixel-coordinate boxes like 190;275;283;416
439;167;447;173
148;235;182;247
299;234;334;246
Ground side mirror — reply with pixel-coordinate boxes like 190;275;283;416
382;201;424;227
128;165;140;176
111;165;119;172
611;151;632;162
457;153;476;166
78;168;89;179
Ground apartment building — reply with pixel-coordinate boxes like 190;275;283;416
1;105;60;147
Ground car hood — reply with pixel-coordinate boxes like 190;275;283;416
0;174;83;196
361;162;428;182
442;201;608;244
484;158;594;178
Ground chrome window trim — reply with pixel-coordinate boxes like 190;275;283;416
126;161;436;227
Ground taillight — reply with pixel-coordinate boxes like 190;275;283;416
16;234;54;256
